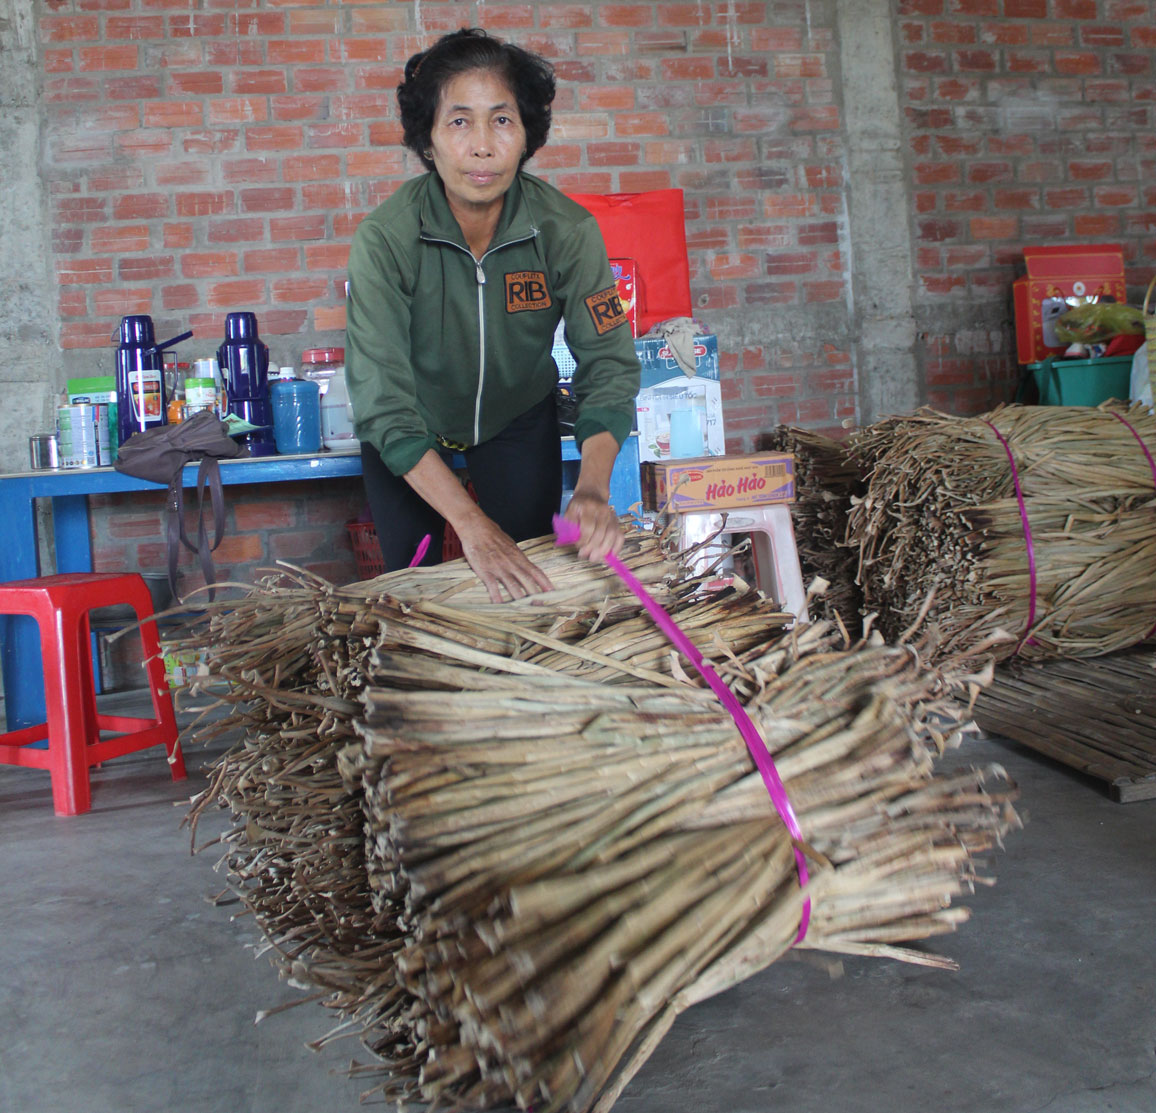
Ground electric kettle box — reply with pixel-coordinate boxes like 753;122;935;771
67;376;117;406
634;333;723;463
1012;243;1127;364
642;451;795;513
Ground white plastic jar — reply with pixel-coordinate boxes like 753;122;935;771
301;348;355;450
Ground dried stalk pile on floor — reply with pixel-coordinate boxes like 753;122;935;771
179;531;785;1053
846;402;1156;663
974;648;1156;803
179;527;1018;1113
760;425;864;631
341;625;1016;1113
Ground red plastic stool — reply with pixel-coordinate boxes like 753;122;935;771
0;573;185;816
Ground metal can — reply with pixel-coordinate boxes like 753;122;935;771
57;403;100;468
185;376;218;411
29;433;60;470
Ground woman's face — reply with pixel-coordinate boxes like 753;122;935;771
427;69;526;219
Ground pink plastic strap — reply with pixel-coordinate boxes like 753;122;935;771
1109;410;1156;486
554;515;811;943
408;534;431;568
982;420;1037;653
1108;411;1156;639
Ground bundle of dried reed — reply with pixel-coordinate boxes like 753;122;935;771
759;425;863;632
974;648;1156;802
179;527;1017;1113
179;533;785;1048
339;621;1015;1113
846;403;1156;663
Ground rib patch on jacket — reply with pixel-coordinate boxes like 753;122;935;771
584;286;628;335
505;271;552;312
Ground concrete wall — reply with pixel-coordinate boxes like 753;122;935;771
0;0;61;469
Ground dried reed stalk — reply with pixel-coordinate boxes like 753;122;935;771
974;648;1156;802
178;532;777;1061
759;425;864;632
846;402;1156;662
178;526;1017;1113
336;619;1015;1113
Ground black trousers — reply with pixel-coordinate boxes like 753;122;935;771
360;392;563;572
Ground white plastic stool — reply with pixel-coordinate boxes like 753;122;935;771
674;504;809;622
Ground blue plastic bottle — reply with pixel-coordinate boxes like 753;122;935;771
270;378;322;455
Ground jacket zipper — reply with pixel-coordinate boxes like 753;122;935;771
473;261;486;442
421;229;538;444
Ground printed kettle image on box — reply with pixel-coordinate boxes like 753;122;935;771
634;334;724;463
608;259;638;337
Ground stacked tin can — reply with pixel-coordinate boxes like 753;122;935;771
57;402;110;468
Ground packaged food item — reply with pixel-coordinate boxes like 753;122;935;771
185;377;218;411
57;403;102;468
642;452;795;513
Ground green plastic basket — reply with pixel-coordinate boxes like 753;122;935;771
1030;355;1133;407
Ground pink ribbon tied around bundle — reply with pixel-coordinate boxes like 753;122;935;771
553;515;811;944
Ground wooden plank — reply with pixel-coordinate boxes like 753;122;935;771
1112;777;1156;804
973;647;1156;803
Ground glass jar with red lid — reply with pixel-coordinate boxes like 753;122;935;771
301;348;345;394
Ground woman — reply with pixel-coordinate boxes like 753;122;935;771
346;28;641;602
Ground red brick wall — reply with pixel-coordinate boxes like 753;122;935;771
41;0;853;587
898;0;1156;411
35;1;1156;585
89;478;368;595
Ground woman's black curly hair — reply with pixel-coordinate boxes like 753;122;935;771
397;28;555;172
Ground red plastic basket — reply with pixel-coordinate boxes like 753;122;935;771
347;521;385;579
347;519;466;578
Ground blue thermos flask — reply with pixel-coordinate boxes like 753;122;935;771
216;311;276;457
115;315;193;446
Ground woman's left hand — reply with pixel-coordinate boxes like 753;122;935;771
562;491;623;562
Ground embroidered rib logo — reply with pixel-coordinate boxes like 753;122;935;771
505;271;552;313
584;286;628;335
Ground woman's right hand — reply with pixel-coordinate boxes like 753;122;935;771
457;511;554;602
401;449;553;602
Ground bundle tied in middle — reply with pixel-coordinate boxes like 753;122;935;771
332;550;1017;1112
180;529;1019;1113
847;402;1156;663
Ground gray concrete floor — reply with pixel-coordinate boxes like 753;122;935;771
1;693;1154;1113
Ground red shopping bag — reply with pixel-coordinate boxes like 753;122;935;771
567;189;693;334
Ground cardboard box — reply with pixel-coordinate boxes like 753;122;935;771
161;644;211;690
552;331;726;463
642;452;795;513
609;258;638;337
635;333;724;462
1013;244;1127;364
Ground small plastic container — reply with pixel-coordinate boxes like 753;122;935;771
320;370;356;450
301;348;345;395
1029;355;1133;406
270;378;322;455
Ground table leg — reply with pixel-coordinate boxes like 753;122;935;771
608;435;642;514
52;494;95;574
0;481;46;730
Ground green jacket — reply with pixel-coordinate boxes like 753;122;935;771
346;171;641;476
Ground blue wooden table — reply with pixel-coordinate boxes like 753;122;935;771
0;436;641;728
